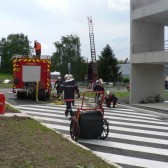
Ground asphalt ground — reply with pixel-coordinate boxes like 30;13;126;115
2;88;168;117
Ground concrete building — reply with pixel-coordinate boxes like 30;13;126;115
130;0;168;104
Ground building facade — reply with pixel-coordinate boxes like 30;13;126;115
130;0;168;104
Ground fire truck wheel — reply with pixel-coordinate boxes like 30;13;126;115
38;89;46;100
17;91;26;99
31;89;46;100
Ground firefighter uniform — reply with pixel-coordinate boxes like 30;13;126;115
34;41;41;58
60;74;80;117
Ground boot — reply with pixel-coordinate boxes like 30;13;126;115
70;110;74;117
107;103;111;108
69;110;75;120
65;110;68;117
113;102;116;108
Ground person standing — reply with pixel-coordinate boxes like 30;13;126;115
54;76;62;97
60;74;80;118
93;79;105;102
34;40;41;58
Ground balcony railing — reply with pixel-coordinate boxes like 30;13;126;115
132;40;168;53
132;0;160;10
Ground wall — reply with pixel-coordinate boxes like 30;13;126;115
131;21;164;54
130;64;164;104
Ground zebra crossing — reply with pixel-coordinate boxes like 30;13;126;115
14;103;168;168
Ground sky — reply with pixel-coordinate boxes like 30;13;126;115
0;0;130;62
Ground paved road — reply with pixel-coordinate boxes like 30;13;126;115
12;102;168;168
2;88;168;168
2;87;129;105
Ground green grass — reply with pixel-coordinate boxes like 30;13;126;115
5;103;20;113
0;104;116;168
0;83;13;88
113;92;129;98
0;73;13;88
0;73;13;80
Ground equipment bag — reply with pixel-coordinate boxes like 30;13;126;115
79;110;103;139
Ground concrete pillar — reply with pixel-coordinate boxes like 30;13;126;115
130;64;164;104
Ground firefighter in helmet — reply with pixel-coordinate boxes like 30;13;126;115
60;74;80;118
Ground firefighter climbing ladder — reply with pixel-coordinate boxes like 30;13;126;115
87;16;98;82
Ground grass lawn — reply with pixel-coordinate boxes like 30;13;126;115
0;73;13;88
0;116;116;168
0;73;13;80
0;103;116;168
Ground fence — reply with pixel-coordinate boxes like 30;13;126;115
132;40;168;53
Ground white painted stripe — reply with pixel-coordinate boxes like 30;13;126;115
28;113;168;144
35;116;168;151
34;111;165;129
43;123;68;131
106;109;156;117
108;132;168;145
94;152;168;168
16;107;64;113
16;106;116;118
20;107;162;129
111;120;168;131
109;112;162;121
110;108;135;112
16;106;157;122
109;126;168;137
34;116;70;124
22;108;168;129
15;105;84;112
108;115;168;126
19;110;168;137
109;125;168;137
20;110;64;117
16;104;157;119
34;119;168;145
120;103;168;119
79;139;168;156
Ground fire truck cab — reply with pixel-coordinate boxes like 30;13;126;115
12;55;51;100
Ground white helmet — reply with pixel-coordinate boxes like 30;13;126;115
64;74;69;80
69;74;74;79
64;74;74;80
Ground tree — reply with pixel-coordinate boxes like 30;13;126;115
118;58;129;64
51;34;87;80
97;44;122;82
0;33;32;73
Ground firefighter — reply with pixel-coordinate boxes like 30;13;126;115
60;74;80;118
54;76;62;97
34;40;41;58
93;79;105;102
105;93;118;108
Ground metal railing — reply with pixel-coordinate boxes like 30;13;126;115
132;40;168;53
132;0;160;10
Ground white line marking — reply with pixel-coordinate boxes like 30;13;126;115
108;132;168;145
94;152;168;168
110;120;168;131
79;139;168;156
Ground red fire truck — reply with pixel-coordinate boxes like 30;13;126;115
12;55;51;100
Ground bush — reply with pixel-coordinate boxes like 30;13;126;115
121;77;129;83
139;95;164;104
